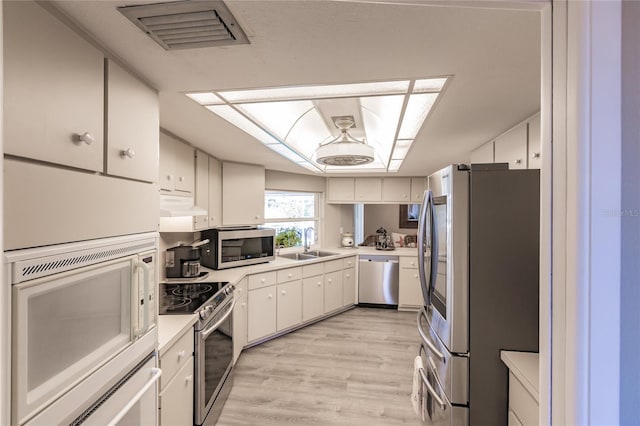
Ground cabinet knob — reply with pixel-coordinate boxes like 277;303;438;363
177;350;186;361
210;216;216;221
241;302;246;307
268;294;273;299
414;274;419;279
328;278;332;283
185;375;193;384
255;215;260;219
121;148;135;159
317;282;321;287
281;290;286;295
76;132;95;145
261;278;266;283
403;194;408;198
515;159;523;165
166;174;173;181
346;274;350;278
179;176;184;182
288;273;292;278
532;152;541;159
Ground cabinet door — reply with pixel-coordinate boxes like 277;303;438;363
4;1;104;172
342;267;356;306
174;141;195;193
398;268;423;310
247;286;276;342
159;133;176;191
495;123;527;169
327;178;355;202
355;178;382;202
105;60;159;183
302;276;324;322
222;162;265;226
470;141;495;165
410;178;427;203
324;271;343;313
194;151;209;230
208;157;222;227
232;279;248;363
382;178;411;203
160;357;194;426
277;280;302;331
527;114;541;170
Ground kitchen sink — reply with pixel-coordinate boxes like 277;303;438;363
279;250;338;261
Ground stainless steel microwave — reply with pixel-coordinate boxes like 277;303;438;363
200;228;275;269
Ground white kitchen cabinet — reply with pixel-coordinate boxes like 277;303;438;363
222;162;265;226
399;257;423;311
160;357;194;426
277;280;302;331
159;328;194;426
4;1;104;172
527;113;541;170
208;156;222;227
495;122;527;169
382;178;411;203
194;151;209;230
159;132;194;194
502;351;539;426
105;59;159;183
302;276;324;322
233;279;248;363
247;285;276;342
470;141;495;164
410;177;427;203
324;270;343;313
355;178;382;202
342;267;356;306
327;178;355;203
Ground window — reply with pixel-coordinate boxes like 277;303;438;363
265;191;319;248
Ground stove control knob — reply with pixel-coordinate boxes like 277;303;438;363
199;310;207;320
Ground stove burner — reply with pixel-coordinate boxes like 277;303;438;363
165;297;192;310
171;284;213;297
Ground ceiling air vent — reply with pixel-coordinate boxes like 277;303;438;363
118;0;249;50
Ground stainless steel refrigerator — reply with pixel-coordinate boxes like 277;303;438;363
415;163;539;426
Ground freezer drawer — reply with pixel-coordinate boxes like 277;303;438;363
358;255;399;305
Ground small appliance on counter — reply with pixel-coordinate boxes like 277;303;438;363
375;227;395;251
165;239;209;278
341;232;355;247
201;227;275;269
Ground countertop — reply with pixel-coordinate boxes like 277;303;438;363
157;246;419;353
501;350;539;402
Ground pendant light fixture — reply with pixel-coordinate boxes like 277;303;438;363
313;116;375;166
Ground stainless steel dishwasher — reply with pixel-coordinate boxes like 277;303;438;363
358;254;399;306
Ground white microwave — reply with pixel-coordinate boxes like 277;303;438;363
6;233;158;425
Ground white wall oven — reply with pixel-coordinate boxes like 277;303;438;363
5;232;160;425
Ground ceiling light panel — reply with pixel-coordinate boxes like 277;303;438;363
206;105;278;145
360;95;404;161
186;92;224;105
398;93;439;139
284;108;333;157
413;78;448;93
237;100;316;140
388;159;403;172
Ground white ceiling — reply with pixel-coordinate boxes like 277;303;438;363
53;0;541;177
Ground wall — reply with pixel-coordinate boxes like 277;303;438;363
363;204;418;244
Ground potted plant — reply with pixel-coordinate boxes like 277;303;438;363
275;227;302;248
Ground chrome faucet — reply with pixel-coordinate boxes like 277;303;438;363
303;227;314;252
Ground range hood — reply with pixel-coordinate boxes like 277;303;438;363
160;194;207;217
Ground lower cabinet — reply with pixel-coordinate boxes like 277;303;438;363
159;329;194;426
324;270;343;313
247;285;276;342
232;278;248;363
398;256;423;310
302;276;324;322
342;267;356;306
277;280;302;331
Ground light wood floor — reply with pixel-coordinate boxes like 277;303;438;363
216;307;423;425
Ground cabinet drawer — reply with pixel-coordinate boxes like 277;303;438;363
324;259;343;273
343;256;356;269
509;372;539;426
277;267;302;283
160;329;193;391
400;256;419;269
302;262;324;278
248;271;277;290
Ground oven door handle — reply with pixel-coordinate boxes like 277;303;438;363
417;309;445;360
133;260;150;338
106;367;162;426
201;299;236;339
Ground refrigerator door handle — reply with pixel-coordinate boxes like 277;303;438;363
418;367;446;411
418;190;433;306
429;193;439;305
417;309;444;360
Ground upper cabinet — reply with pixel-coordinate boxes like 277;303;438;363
327;178;355;203
208;157;222;228
355;178;382;202
159;132;194;195
410;177;427;203
494;122;528;169
470;141;495;164
4;1;104;172
105;60;159;183
194;151;209;231
382;178;411;203
222;162;265;226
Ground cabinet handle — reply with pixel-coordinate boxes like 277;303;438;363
532;152;541;159
121;148;135;159
281;290;286;296
76;132;95;145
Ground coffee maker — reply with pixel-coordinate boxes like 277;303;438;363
165;239;209;278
